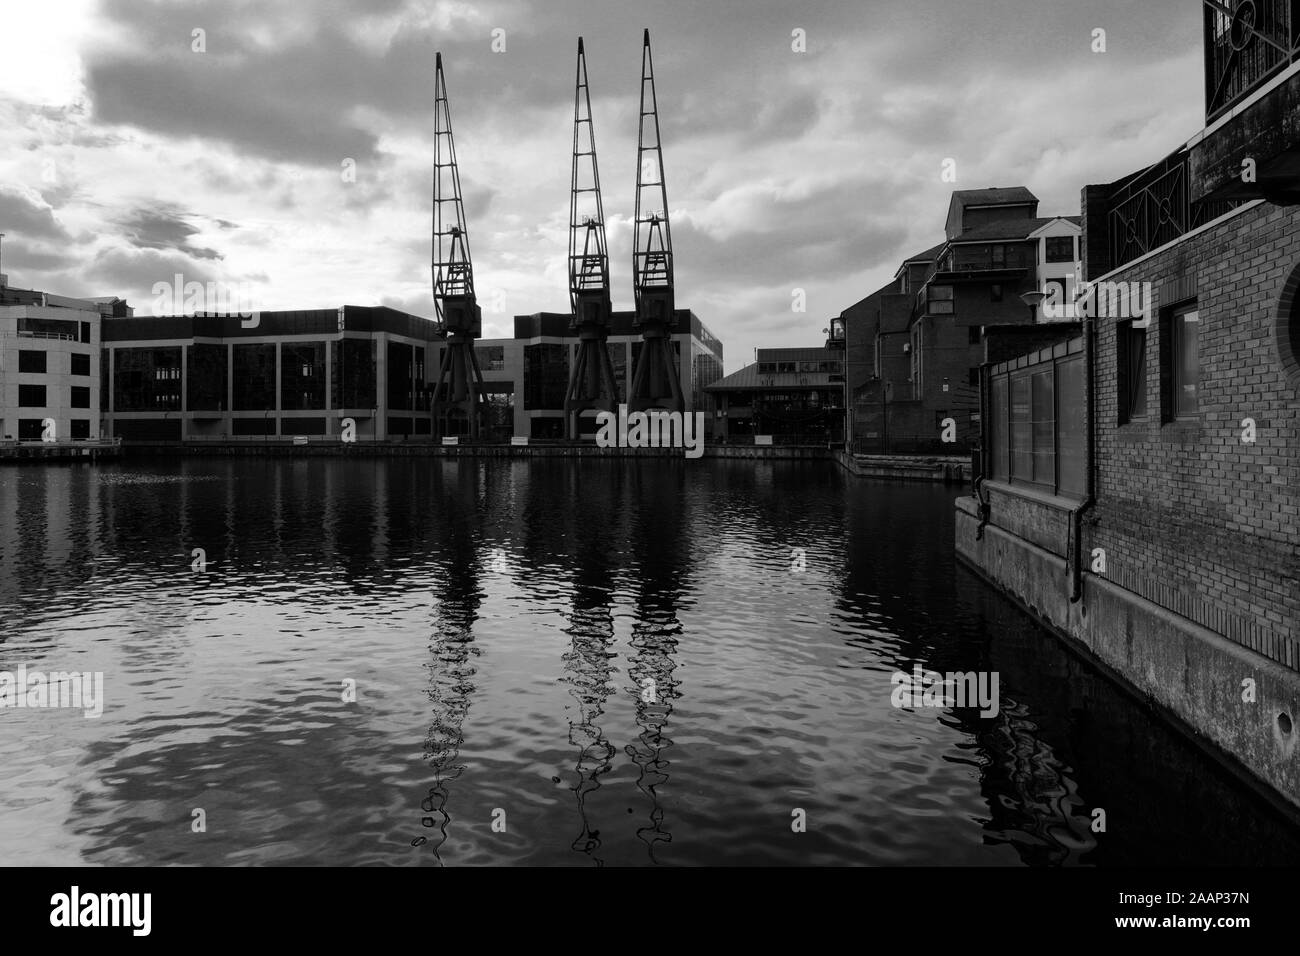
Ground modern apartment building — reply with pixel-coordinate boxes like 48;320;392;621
101;306;437;441
0;276;124;443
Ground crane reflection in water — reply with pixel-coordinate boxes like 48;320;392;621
412;462;484;863
623;463;691;863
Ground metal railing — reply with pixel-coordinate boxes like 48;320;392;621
1205;0;1300;121
1106;148;1242;271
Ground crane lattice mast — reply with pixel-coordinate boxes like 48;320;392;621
627;29;684;413
431;52;487;439
564;37;621;439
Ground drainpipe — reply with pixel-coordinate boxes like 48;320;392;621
974;360;991;539
1069;300;1097;604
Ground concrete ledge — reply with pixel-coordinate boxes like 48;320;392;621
115;441;831;460
838;450;970;483
956;499;1300;816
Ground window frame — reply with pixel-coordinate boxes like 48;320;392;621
1160;300;1200;422
1117;320;1149;424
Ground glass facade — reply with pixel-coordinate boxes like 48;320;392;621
187;343;228;411
232;344;276;411
524;344;568;410
332;339;376;410
281;341;326;410
114;347;183;411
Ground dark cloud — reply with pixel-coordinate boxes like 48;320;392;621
116;204;222;259
82;246;217;302
0;186;73;241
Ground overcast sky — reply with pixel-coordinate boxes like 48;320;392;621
2;0;1206;371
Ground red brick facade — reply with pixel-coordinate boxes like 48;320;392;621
1085;200;1300;667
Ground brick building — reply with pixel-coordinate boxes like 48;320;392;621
841;188;1080;454
957;2;1300;811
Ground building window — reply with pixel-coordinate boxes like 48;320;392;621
71;353;91;376
18;384;46;407
477;345;505;372
71;386;91;409
1009;368;1055;486
1282;264;1300;389
968;326;981;345
987;349;1084;497
928;285;954;315
71;419;90;439
990;283;1003;303
1045;236;1075;263
1162;304;1200;419
18;350;47;373
991;245;1007;269
523;343;568;410
18;419;45;440
232;343;276;411
1118;321;1148;423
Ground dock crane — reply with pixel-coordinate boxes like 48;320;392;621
627;29;685;414
564;37;621;439
430;52;487;439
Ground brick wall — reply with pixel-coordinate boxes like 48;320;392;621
1087;200;1300;667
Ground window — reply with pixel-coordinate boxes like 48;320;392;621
1118;321;1148;422
18;350;46;373
968;327;981;345
71;386;91;409
71;353;91;376
70;419;90;439
19;384;46;407
1162;304;1200;419
1056;357;1086;498
928;285;954;315
989;376;1009;481
990;283;1003;303
1009;369;1055;486
1045;236;1075;263
991;245;1007;268
986;347;1085;498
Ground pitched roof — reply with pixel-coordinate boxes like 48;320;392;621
947;215;1081;243
705;362;837;392
900;240;948;264
949;186;1039;206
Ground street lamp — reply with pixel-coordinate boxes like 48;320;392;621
1020;289;1046;323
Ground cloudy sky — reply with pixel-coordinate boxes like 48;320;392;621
2;0;1206;371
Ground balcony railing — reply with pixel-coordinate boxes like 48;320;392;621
1106;148;1241;270
1205;0;1300;121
